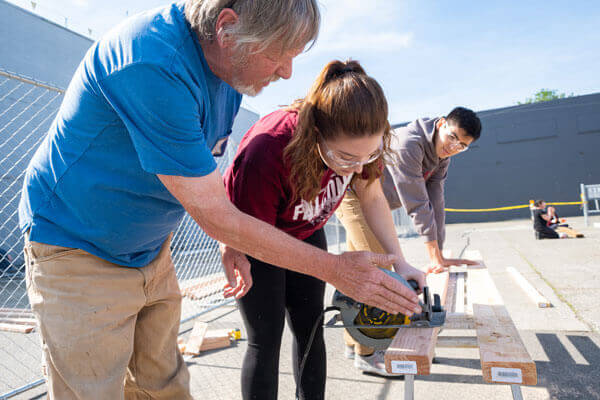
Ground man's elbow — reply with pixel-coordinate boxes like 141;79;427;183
188;202;239;242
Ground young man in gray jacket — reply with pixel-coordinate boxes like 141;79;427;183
335;106;482;375
384;106;482;273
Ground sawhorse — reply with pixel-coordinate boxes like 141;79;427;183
384;250;537;399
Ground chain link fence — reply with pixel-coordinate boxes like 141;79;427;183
0;69;64;398
0;68;244;398
0;68;416;398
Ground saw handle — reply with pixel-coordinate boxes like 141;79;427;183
407;279;419;292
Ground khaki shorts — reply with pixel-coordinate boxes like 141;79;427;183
24;233;191;400
335;191;391;356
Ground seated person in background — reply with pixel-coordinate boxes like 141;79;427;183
532;200;567;239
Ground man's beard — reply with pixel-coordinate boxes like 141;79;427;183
231;78;260;97
229;49;279;97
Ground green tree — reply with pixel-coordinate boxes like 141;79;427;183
519;89;574;105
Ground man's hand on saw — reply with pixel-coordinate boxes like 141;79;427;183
219;243;253;299
334;252;421;316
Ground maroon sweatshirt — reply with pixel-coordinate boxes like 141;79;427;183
224;109;354;240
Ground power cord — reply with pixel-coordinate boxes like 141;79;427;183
295;306;339;400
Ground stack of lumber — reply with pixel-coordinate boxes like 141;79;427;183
180;273;227;300
555;226;584;238
178;321;241;356
0;308;36;333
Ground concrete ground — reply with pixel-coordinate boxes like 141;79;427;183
14;215;600;400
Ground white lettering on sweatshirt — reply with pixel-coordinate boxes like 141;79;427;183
292;174;352;224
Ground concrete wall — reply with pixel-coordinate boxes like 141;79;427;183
0;0;93;89
395;94;600;223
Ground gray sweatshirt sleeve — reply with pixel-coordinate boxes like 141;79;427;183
425;159;449;249
389;140;439;242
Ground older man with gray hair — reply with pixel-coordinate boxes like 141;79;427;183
19;0;421;398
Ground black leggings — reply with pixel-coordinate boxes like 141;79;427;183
237;228;327;400
536;226;559;239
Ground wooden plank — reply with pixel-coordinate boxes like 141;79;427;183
555;226;584;238
436;336;478;348
445;273;457;313
455;272;465;313
184;321;208;355
0;318;37;325
466;265;538;385
506;267;552;308
0;323;34;333
384;271;449;375
466;268;504;315
179;329;231;354
200;330;232;351
0;312;35;320
473;304;537;386
0;308;33;315
445;313;475;330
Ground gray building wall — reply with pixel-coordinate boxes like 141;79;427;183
394;94;600;223
0;0;93;89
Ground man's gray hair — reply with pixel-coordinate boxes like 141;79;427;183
185;0;320;53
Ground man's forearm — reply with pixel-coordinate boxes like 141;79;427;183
190;201;339;283
157;172;420;315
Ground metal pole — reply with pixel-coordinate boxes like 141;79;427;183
581;183;588;226
336;217;341;254
0;378;45;400
404;374;414;400
528;200;534;220
510;384;524;400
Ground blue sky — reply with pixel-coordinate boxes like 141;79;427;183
8;0;600;123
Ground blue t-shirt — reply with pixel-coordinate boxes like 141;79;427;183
18;2;242;267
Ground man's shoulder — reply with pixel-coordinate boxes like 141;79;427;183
394;117;433;138
95;3;194;77
391;122;424;151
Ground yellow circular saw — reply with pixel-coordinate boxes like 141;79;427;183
328;269;445;350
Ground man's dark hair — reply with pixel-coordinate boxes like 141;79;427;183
446;107;482;141
534;199;545;208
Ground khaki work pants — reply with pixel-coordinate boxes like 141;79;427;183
24;233;192;400
335;190;391;356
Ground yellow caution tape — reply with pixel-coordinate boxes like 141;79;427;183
445;201;583;212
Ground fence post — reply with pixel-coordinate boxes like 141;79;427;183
581;183;588;226
528;199;534;221
336;216;341;254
